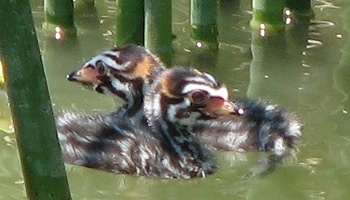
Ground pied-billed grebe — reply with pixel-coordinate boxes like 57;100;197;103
67;44;165;116
193;98;301;156
66;45;302;157
57;67;237;178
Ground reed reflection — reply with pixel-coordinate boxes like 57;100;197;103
248;20;310;108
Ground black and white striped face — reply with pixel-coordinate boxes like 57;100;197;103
146;67;237;126
67;44;163;104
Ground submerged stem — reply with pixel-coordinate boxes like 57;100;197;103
43;0;77;39
115;0;145;46
190;0;219;51
145;0;173;65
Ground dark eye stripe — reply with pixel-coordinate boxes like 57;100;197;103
107;86;127;101
181;82;228;98
101;52;144;75
95;61;106;75
103;53;124;65
203;73;219;86
96;80;127;102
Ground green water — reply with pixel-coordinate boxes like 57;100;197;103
1;0;350;199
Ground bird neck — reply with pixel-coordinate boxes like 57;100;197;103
144;89;210;161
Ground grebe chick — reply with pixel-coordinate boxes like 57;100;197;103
57;67;237;178
66;45;302;157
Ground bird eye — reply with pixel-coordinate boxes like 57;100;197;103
188;90;209;105
96;61;107;75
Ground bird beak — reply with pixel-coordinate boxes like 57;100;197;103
203;98;238;117
66;66;102;87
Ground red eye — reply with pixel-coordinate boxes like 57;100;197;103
189;90;209;105
96;61;106;75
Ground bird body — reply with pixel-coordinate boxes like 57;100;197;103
57;110;215;178
66;44;301;154
59;66;236;178
58;44;302;178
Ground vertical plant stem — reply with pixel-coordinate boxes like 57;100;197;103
0;1;72;200
115;0;144;46
285;0;313;18
190;0;219;51
75;0;95;13
250;0;285;32
43;0;77;38
76;0;95;7
145;0;172;65
0;61;4;89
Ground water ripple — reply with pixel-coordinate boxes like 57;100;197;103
306;39;323;49
315;0;340;10
310;20;335;28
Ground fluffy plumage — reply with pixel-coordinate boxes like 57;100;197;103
57;67;236;178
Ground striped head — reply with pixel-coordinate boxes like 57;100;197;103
67;44;165;109
144;67;238;128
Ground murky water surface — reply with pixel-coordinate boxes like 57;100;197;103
1;0;350;199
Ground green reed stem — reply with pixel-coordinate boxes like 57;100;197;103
115;0;144;46
42;0;77;38
0;1;72;199
145;0;173;65
75;0;95;14
250;0;284;32
76;0;95;7
190;0;219;51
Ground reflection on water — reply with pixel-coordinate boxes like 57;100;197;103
1;0;350;199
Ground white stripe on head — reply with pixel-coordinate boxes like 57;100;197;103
103;49;121;58
203;73;217;85
84;54;115;68
102;50;133;71
83;50;127;71
182;83;229;100
183;72;219;87
184;76;211;85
